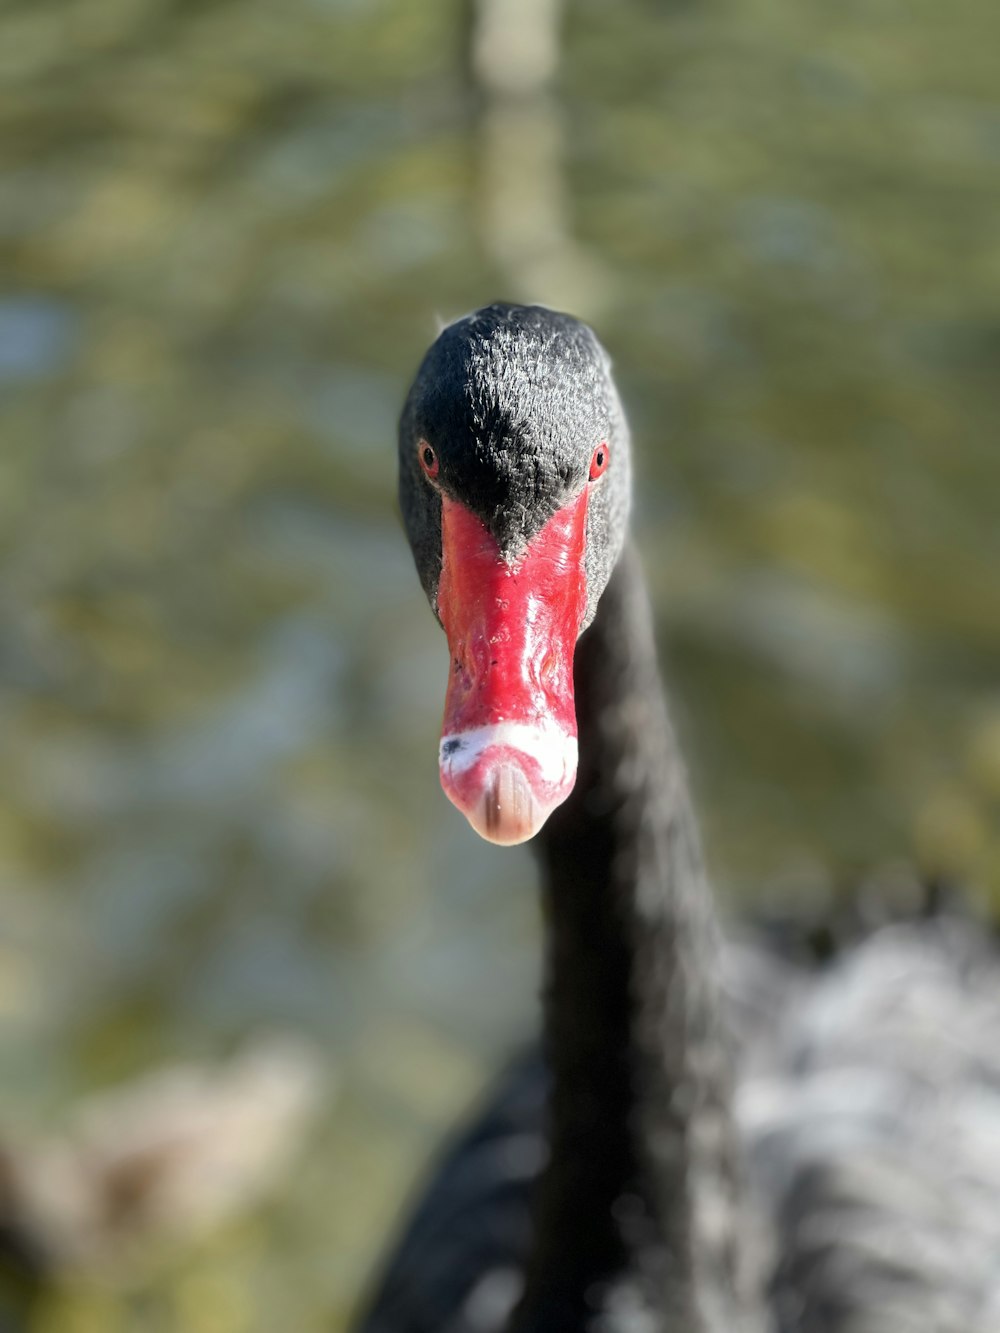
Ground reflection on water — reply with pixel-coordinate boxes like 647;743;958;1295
1;0;998;1327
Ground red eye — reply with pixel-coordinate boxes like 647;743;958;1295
418;441;439;479
589;442;609;481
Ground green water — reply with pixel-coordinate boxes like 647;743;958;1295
1;0;998;1327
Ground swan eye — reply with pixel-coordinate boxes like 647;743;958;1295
418;441;440;479
589;443;609;481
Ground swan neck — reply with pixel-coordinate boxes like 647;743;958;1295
518;545;755;1332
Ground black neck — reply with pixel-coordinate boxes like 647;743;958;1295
511;547;758;1333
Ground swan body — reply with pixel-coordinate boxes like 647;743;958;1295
362;920;1000;1333
357;304;1000;1333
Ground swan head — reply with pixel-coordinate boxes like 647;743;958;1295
399;304;631;845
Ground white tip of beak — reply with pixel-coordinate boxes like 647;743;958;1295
438;722;578;845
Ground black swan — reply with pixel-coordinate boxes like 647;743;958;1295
356;304;1000;1333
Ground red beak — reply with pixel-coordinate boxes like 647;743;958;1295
436;491;589;845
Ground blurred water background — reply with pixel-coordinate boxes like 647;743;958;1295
1;0;998;1328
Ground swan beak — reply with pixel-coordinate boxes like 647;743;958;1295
435;492;589;845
